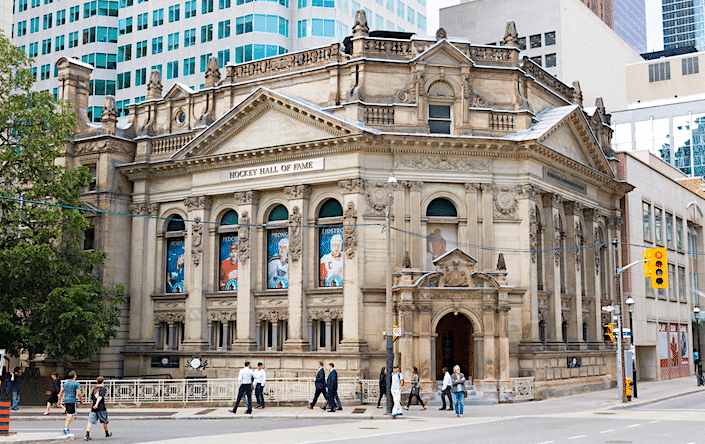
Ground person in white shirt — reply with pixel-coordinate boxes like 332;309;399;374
390;365;404;418
440;367;453;411
253;362;266;409
231;361;254;414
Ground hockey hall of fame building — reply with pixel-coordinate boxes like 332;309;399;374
60;15;632;400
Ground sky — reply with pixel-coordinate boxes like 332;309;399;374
426;0;460;35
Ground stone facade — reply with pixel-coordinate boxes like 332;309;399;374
59;17;632;400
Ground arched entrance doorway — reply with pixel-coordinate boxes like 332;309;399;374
435;312;473;380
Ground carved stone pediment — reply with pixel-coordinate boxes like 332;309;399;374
433;248;478;287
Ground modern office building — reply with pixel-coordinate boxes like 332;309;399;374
0;2;12;38
612;49;705;177
645;0;705;53
439;0;644;110
12;0;427;120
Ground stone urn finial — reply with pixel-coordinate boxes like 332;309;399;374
146;70;162;100
571;81;583;107
503;21;519;48
204;56;221;88
101;96;117;135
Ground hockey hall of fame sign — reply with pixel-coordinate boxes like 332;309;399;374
221;158;325;182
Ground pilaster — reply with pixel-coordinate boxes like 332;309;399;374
564;201;586;348
284;184;311;351
232;191;260;351
542;192;565;349
518;185;542;350
481;184;494;269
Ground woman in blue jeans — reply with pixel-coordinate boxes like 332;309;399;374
451;365;466;417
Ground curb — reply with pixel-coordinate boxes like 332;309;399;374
607;386;705;410
0;434;75;444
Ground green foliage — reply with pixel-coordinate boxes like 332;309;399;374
0;32;123;360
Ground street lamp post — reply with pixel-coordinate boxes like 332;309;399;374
626;297;637;398
695;307;702;386
385;172;397;415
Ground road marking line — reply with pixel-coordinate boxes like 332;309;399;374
535;441;554;444
599;429;614;433
567;435;585;440
649;420;659;423
627;424;641;428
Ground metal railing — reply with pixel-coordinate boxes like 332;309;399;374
75;377;534;404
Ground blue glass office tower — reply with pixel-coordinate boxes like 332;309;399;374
614;0;647;52
662;0;705;51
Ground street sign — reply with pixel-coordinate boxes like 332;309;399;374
622;328;631;338
392;326;402;337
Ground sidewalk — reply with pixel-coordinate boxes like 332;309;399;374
2;377;703;443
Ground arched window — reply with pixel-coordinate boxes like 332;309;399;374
218;210;239;292
165;215;186;294
426;197;458;269
266;204;289;289
318;199;344;289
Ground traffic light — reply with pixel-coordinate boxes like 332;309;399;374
603;324;614;342
645;247;667;289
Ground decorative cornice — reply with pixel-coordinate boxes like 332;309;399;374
184;196;211;211
234;191;260;206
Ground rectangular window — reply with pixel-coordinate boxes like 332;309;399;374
167;60;179;79
152;36;163;54
41;38;51;55
236;15;253;34
18;0;28;12
30;67;37;81
219;0;230;8
417;13;426;31
184;28;196;46
30;17;39;33
117;44;132;61
679;265;686;302
676;216;683;250
202;0;213;13
201;24;213;42
518;37;526;50
84;1;96;18
297;19;307;37
545;53;556;68
217;49;230;67
544;31;555;45
668;263;676;300
297;0;307;7
530;34;541;48
185;0;196;17
397;0;403;17
666;212;674;249
682;56;699;75
117;71;131;89
70;5;80;21
151;64;162;77
169;4;180;22
386;0;393;11
55;35;65;51
136;40;147;58
648;61;671;82
69;31;78;48
118;17;132;34
183;57;195;76
407;6;414;24
31;0;40;7
152;8;164;26
17;21;27;37
218;20;230;38
57;9;66;25
28;42;38;57
135;67;147;85
137;12;148;30
116;99;130;117
40;64;51;80
119;0;133;7
655;207;663;244
643;202;652;241
168;32;179;50
200;53;212;72
428;104;451;134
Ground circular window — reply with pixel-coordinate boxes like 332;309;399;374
175;110;186;125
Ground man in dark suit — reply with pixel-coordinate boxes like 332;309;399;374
307;361;326;409
326;363;338;412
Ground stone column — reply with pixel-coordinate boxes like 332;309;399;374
182;196;211;351
284;185;311;351
221;321;229;350
481;185;494;270
233;191;260;351
582;208;599;344
465;184;480;262
564;201;585;347
498;304;512;399
324;320;332;350
417;305;433;382
338;179;368;352
143;204;159;343
483;305;498;383
408;182;423;267
542;193;564;348
128;203;148;343
518;186;541;350
399;305;414;381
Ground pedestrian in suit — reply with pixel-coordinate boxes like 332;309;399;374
231;361;254;414
440;367;453;411
326;363;338;412
253;363;266;409
307;361;327;409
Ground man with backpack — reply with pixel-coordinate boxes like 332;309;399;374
84;376;112;441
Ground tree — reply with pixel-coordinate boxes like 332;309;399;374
0;32;124;360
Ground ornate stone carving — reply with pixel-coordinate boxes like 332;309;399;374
503;21;519;47
207;311;236;322
518;184;539;200
343;202;358;259
541;193;562;208
464;183;482;192
307;308;343;321
365;181;394;214
553;214;562;267
191;217;203;266
238;211;251;264
394;156;491;172
513;73;530;111
284;185;311;200
436;28;447;41
439;260;470;287
184;196;211;211
130;202;159;216
493;185;518;220
395;70;424;103
607;215;621;230
594;226;601;275
74;138;134;155
234;191;260;205
154;312;185;323
404;181;423;192
257;310;289;322
288;206;302;262
338;178;365;194
575;220;583;271
530;206;539;264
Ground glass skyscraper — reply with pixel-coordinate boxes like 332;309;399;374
614;0;647;52
662;0;705;51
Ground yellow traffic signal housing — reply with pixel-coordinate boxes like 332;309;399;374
650;247;667;289
643;248;653;276
603;324;614;342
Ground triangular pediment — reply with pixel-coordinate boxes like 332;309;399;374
433;248;477;267
537;108;612;176
412;39;474;67
432;248;478;288
173;88;364;159
164;83;194;100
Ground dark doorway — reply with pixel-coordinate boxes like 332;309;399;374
435;312;473;380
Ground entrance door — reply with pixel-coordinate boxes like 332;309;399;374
435;313;473;380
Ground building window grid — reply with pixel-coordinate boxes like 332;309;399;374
682;56;699;75
655;207;663;244
184;28;196;46
55;35;65;51
169;4;180;22
666;212;674;249
530;34;541;48
153;8;164;26
648;61;671;82
678;265;686;302
676;216;684;250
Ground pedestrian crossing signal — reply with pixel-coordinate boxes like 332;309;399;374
603;324;614;342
